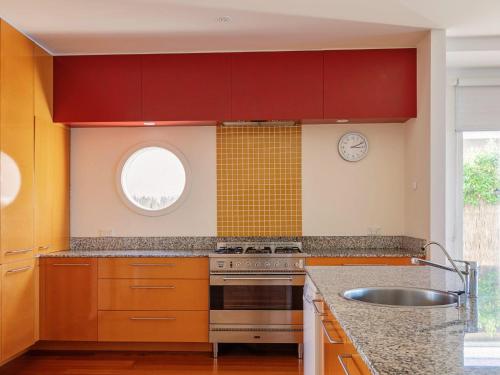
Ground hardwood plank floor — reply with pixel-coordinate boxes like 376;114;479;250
0;350;303;375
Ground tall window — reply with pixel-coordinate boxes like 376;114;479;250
461;131;500;367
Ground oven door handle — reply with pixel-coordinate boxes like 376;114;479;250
222;276;293;281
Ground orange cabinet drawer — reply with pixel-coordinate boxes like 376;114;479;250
98;258;208;279
337;354;372;375
98;278;208;310
98;310;208;342
306;257;413;266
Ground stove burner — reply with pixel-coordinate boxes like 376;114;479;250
214;246;243;254
274;246;301;254
245;246;272;254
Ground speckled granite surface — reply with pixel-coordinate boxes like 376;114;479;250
306;247;425;258
70;235;425;253
40;249;211;258
306;266;498;375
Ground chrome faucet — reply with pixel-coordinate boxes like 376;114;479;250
411;241;478;299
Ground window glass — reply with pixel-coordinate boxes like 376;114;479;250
120;146;186;213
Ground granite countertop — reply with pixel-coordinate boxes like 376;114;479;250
306;247;424;258
39;248;423;258
38;249;212;257
306;265;499;375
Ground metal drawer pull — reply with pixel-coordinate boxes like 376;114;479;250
6;266;32;274
223;277;293;281
130;263;176;267
5;248;32;255
312;299;326;316
52;263;90;266
129;317;176;321
338;354;355;375
38;245;51;250
321;320;343;344
129;285;175;289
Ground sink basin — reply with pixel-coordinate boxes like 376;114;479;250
341;287;459;307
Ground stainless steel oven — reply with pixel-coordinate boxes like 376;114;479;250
209;242;306;358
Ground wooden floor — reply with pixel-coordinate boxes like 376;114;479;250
0;349;303;375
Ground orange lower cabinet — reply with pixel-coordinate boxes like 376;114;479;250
1;259;36;361
40;258;98;341
337;354;372;375
98;278;208;311
322;319;356;375
98;310;208;342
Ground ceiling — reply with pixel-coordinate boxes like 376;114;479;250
0;0;500;56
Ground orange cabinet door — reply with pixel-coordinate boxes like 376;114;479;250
98;310;209;343
98;278;209;311
40;258;98;341
98;258;209;279
50;124;70;252
0;20;35;264
1;259;36;361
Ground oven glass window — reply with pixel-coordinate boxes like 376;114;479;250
210;285;303;310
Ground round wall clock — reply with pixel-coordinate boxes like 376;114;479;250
338;132;369;162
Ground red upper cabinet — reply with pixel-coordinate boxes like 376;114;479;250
323;49;417;121
142;53;231;121
54;55;142;122
230;51;323;120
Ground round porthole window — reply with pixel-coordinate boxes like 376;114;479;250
117;143;190;216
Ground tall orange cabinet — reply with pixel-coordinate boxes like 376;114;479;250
0;19;70;364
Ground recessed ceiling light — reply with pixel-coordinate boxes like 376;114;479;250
143;121;156;126
336;119;349;123
216;16;232;24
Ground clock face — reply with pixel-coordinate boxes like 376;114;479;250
338;132;369;162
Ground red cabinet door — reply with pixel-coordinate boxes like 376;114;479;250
142;53;231;121
230;51;323;120
54;55;142;122
324;49;417;121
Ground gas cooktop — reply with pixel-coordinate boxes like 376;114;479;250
213;242;303;256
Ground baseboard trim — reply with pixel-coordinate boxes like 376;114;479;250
32;341;212;352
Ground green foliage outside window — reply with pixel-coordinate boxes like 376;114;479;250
463;152;500;206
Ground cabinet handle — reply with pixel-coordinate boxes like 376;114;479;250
338;354;356;375
38;245;51;251
312;299;326;316
5;248;32;255
129;263;176;267
129;285;176;289
52;263;90;266
6;266;32;274
321;320;344;344
129;317;176;321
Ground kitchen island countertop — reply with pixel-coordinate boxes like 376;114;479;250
306;265;499;375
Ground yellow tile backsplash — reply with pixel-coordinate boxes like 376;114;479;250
216;124;302;236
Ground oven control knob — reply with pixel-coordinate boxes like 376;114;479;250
235;262;241;268
264;262;271;267
274;262;279;267
254;262;261;268
283;262;289;268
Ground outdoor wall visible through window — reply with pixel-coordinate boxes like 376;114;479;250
119;145;188;216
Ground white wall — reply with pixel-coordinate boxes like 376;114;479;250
404;32;431;243
70;126;217;237
302;123;405;236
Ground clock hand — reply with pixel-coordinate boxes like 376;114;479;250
351;141;366;148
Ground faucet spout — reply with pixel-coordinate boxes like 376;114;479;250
416;241;467;295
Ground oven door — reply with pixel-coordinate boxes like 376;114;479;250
210;274;304;311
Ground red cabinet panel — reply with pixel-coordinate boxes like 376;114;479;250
324;49;416;121
230;51;323;120
54;55;142;122
142;53;231;121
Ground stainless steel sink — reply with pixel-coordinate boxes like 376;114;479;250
341;287;459;307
